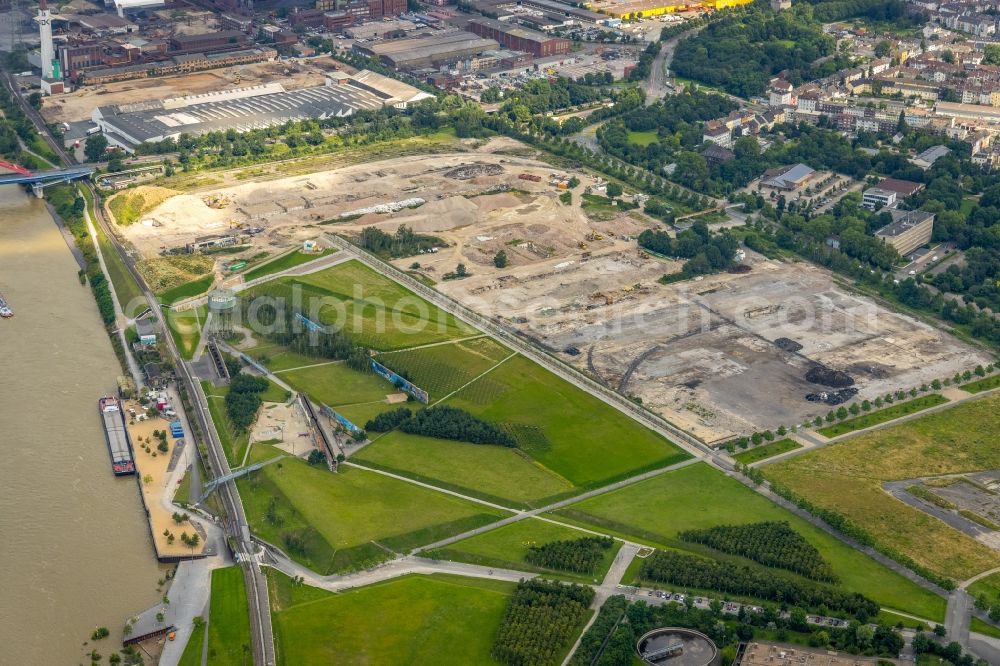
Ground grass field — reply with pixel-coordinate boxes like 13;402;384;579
159;275;214;305
253;260;476;350
246;344;333;373
205;566;252;666
733;438;801;464
969;572;1000;608
243;248;337;282
268;570;512;666
971;617;1000;639
238;445;508;573
377;336;512;399
768;395;1000;583
202;380;251;466
356;431;575;507
817;394;948;437
279;362;396;406
627;130;659;146
960;374;1000;394
549;463;947;620
355;354;687;505
427;518;621;584
176;621;206;666
166;306;206;360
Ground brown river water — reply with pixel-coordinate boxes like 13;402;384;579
0;185;162;664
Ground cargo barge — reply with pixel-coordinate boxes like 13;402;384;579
0;292;12;318
99;396;135;475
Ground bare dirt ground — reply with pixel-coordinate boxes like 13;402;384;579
251;400;314;458
40;60;330;124
128;138;990;443
122;140;648;263
445;254;990;443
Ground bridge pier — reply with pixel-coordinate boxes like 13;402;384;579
31;183;44;198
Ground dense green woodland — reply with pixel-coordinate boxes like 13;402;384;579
638;220;739;278
672;7;838;98
492;580;593;666
356;224;442;259
639;550;878;618
524;536;614;575
679;521;837;582
224;372;270;431
400;405;516;447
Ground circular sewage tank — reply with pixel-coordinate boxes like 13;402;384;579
207;288;237;314
636;628;720;666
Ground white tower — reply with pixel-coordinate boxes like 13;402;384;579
36;0;56;80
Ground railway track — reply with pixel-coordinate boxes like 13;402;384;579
87;183;276;666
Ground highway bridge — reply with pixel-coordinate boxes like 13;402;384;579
0;160;94;197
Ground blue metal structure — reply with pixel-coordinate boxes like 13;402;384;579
0;165;94;197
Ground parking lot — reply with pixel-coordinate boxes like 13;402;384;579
615;584;852;628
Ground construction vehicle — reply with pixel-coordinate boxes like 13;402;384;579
586;232;604;241
578;241;589;250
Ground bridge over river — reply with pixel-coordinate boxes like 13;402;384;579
0;160;94;197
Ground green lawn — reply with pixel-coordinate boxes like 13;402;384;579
627;130;659;146
243;248;337;282
972;617;1000;640
817;394;948;437
253;260;476;350
357;431;575;507
549;463;947;620
732;438;801;464
768;395;1000;583
355;354;687;505
447;355;687;489
427;518;621;584
968;571;1000;608
159;274;214;305
202;380;250;466
377;336;512;399
279;362;396;407
166;306;206;360
960;374;1000;394
174;466;193;506
247;344;334;373
238;446;509;574
268;570;512;666
176;621;206;666
206;566;252;666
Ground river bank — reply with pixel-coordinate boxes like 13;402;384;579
0;184;163;664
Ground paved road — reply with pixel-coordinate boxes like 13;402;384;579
946;588;972;650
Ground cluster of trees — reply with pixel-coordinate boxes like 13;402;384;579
638;221;739;277
364;407;413;432
398;405;515;446
572;593;906;665
671;8;836;98
567;596;629;666
912;631;990;666
47;185;117;328
356;224;441;259
640;550;879;618
767;478;955;590
679;521;837;582
524;536;614;575
492;77;616;118
224;372;270;431
805;0;919;25
242;296;373;369
491;580;594;666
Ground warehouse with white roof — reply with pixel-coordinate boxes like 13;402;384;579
92;70;433;151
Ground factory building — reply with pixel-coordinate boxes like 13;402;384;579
353;30;500;70
875;209;935;256
92;71;428;150
466;17;570;57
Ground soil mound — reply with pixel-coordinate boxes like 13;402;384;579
806;364;854;388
